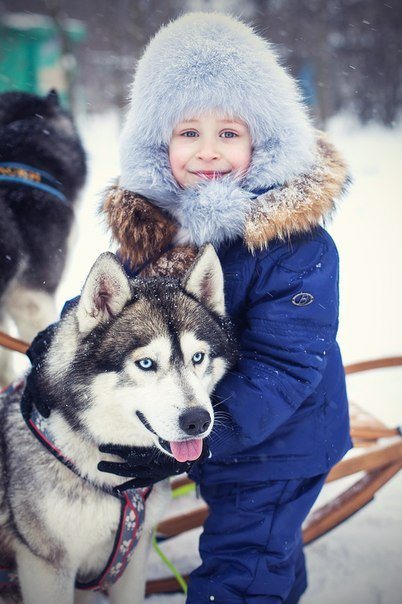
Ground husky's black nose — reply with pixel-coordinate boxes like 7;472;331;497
179;408;211;436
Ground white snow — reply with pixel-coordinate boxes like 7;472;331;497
42;112;402;601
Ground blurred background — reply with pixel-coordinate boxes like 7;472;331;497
1;0;401;126
1;2;401;603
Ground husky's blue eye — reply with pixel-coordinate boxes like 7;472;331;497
192;352;205;365
136;358;155;371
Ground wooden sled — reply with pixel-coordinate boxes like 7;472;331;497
0;333;400;597
0;331;29;355
146;357;402;595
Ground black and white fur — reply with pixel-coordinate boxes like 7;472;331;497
0;90;86;386
0;246;236;604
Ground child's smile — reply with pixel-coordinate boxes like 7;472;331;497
169;114;252;188
191;170;231;180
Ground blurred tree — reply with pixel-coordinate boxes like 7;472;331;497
334;0;402;124
251;0;402;126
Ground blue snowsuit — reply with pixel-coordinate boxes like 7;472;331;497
186;227;352;603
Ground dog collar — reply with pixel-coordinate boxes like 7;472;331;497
0;161;68;205
4;380;151;592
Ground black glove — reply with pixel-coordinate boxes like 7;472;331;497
98;441;210;492
21;323;58;420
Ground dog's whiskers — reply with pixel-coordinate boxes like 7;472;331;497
211;394;233;408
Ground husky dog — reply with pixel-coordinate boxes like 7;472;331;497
0;90;86;386
0;246;236;604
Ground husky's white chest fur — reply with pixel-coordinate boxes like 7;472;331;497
39;475;167;583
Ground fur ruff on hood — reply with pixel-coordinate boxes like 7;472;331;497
110;13;349;271
119;12;316;210
102;132;348;274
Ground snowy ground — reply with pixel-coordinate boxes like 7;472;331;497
18;112;402;602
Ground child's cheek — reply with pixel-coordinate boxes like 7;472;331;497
169;141;189;186
232;143;252;173
169;142;190;169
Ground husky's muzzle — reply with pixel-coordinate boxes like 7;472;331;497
136;408;211;462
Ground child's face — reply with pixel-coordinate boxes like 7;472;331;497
169;114;252;188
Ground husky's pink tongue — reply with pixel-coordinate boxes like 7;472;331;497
170;439;203;462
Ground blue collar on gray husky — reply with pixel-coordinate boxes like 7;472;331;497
0;161;68;205
0;380;150;592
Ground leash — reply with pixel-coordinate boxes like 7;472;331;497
151;481;196;595
0;162;69;205
152;529;188;595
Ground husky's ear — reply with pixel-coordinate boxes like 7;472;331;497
182;244;225;315
76;252;131;334
46;89;60;106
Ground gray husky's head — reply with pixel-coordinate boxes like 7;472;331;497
44;245;236;462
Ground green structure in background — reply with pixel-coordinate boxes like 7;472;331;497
0;12;86;107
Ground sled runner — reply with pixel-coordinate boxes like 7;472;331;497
0;331;401;596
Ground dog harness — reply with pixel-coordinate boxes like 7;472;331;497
0;380;151;592
0;161;68;205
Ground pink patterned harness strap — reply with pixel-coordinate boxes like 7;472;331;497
1;380;151;592
75;487;149;591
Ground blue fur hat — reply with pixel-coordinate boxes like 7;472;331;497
119;12;316;246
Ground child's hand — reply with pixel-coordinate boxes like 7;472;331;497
98;440;210;492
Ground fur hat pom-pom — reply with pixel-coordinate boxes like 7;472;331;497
177;178;252;247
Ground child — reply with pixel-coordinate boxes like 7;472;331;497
100;12;352;603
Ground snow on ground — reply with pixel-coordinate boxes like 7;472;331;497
56;113;402;602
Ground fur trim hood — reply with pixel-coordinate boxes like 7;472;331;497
102;132;348;271
120;12;315;208
112;13;348;259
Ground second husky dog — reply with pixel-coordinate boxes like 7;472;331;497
0;90;86;386
0;245;236;604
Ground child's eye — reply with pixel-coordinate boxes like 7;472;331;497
182;130;198;137
135;358;156;371
221;131;237;139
